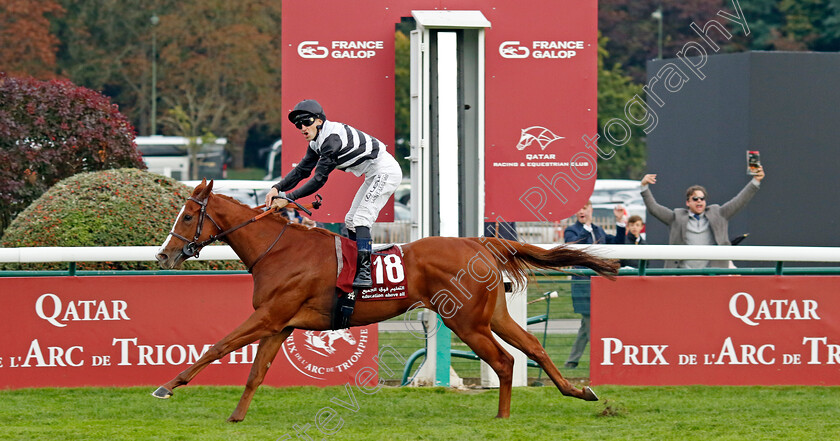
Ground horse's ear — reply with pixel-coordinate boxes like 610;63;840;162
196;179;213;200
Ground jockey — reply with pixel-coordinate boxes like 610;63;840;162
265;99;403;289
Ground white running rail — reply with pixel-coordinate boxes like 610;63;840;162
1;245;840;263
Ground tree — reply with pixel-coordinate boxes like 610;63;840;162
160;104;218;180
595;34;647;179
599;0;729;83
599;0;840;83
0;0;64;78
0;74;145;234
769;0;840;51
48;0;285;167
155;0;283;169
394;30;411;175
51;0;179;136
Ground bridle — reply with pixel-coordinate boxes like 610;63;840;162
168;196;223;259
166;193;319;270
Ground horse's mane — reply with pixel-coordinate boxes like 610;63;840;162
212;192;339;238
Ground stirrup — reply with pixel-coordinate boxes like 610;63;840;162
333;290;357;329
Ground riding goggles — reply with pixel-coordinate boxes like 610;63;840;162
293;115;317;130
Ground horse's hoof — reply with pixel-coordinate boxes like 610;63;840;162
151;386;173;399
582;386;599;401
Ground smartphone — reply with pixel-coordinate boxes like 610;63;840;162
747;150;761;176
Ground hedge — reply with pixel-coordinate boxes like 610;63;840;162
0;73;145;235
0;168;246;271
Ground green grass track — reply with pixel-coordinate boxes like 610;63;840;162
1;385;838;440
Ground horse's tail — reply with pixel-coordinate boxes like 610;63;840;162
474;238;619;291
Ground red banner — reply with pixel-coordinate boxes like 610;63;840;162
0;276;380;389
483;2;597;222
591;277;840;385
282;0;596;223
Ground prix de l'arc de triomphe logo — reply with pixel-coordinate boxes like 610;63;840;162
281;328;371;380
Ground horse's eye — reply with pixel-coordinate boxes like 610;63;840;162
184;214;193;221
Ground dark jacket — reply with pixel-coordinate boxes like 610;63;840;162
564;221;625;315
620;232;647;268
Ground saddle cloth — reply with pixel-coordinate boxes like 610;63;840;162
334;236;407;300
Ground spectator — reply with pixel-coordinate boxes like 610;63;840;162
640;166;765;268
563;201;625;369
620;215;646;268
281;206;304;223
281;206;317;228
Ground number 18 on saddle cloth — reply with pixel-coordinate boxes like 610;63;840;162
334;236;407;301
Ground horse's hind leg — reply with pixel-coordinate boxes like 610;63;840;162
152;307;278;399
490;295;598;401
227;328;292;423
445;323;515;418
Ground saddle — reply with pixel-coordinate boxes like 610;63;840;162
331;236;406;329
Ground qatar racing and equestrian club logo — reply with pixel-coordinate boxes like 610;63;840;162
516;126;564;151
281;328;372;380
491;125;575;169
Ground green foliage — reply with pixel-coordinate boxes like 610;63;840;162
0;168;245;271
595;33;647;179
599;0;727;83
394;30;411;175
599;0;840;81
161;104;219;180
0;73;146;235
773;0;840;50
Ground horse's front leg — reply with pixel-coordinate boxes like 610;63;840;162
227;328;293;423
151;307;279;399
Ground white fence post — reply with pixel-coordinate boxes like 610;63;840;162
480;280;528;387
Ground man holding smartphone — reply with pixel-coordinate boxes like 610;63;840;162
640;165;765;268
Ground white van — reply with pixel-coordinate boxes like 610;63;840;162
143;155;190;180
590;179;645;222
591;179;643;205
136;135;227;180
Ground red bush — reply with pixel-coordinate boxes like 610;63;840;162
0;72;145;234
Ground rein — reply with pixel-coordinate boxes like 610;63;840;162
167;194;321;262
247;223;288;273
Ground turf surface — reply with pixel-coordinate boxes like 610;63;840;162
1;384;837;440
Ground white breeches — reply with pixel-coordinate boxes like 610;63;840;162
345;154;403;231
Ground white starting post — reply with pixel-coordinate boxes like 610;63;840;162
408;10;528;388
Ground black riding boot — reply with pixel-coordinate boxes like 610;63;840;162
352;227;373;289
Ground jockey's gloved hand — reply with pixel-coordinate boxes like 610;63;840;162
271;196;289;211
267;188;289;210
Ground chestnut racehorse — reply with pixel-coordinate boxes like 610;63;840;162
153;180;618;422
